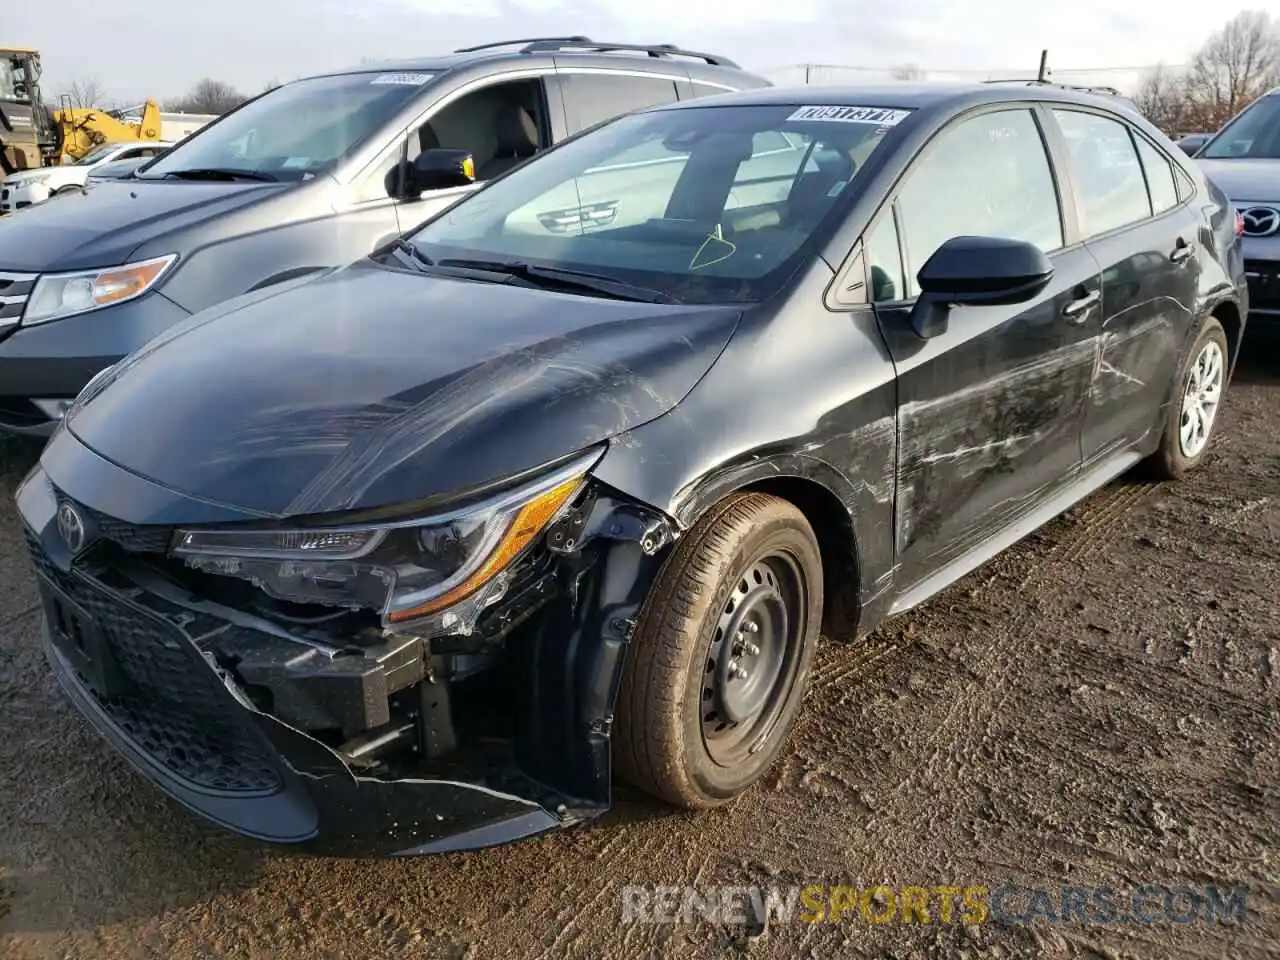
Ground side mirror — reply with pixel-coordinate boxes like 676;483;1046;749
389;148;476;200
907;235;1054;339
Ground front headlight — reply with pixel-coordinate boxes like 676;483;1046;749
24;254;177;326
172;451;599;634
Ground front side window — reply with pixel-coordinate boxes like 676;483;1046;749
0;59;17;100
560;74;680;132
896;108;1063;296
1053;109;1151;238
407;103;906;303
139;72;436;183
1199;93;1280;160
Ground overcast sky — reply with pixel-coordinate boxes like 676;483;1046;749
10;0;1264;106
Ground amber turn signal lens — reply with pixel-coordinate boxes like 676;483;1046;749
92;259;173;306
387;474;584;622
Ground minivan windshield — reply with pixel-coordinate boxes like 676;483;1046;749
139;71;436;183
406;103;907;304
1200;93;1280;159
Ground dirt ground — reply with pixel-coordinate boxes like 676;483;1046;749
0;350;1276;960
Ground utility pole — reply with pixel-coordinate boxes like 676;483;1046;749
1037;49;1049;82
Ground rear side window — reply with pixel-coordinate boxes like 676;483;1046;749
1052;110;1151;237
560;74;679;133
1132;135;1180;214
895;107;1063;295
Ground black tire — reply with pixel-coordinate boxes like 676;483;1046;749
614;492;823;809
1143;316;1229;481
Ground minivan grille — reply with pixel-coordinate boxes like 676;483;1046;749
0;271;36;335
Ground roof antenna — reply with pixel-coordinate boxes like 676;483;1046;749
1037;49;1049;83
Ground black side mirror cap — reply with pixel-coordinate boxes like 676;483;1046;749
388;148;476;200
907;235;1055;339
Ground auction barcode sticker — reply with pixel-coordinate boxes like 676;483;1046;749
786;105;912;125
370;72;434;86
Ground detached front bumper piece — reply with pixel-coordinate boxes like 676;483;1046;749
29;534;562;855
18;451;673;855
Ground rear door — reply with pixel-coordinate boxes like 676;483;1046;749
1046;108;1202;464
864;105;1101;588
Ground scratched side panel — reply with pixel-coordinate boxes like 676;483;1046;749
875;243;1102;591
593;260;901;616
1081;210;1201;462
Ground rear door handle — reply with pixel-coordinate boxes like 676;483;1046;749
1170;237;1194;263
1062;289;1101;322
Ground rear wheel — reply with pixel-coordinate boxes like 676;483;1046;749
614;493;823;808
1144;317;1229;480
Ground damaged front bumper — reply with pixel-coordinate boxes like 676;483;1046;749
17;451;675;855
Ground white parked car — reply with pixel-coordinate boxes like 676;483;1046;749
0;141;174;214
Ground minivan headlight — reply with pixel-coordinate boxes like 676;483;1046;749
171;452;598;634
24;255;177;326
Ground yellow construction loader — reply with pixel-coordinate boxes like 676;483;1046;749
1;47;162;174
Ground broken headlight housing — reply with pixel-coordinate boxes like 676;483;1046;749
171;450;599;635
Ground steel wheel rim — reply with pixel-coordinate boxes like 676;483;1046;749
700;553;807;768
1179;341;1224;459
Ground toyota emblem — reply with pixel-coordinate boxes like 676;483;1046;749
1240;206;1280;237
56;501;88;555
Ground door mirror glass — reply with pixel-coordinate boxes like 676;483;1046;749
908;235;1054;339
390;148;476;199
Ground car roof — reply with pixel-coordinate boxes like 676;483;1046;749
296;37;753;84
653;81;1141;114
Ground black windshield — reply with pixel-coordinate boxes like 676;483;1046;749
406;103;908;304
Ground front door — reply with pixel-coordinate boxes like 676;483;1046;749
863;105;1101;588
1048;108;1202;464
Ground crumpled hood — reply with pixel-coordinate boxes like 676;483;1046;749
0;177;287;272
1196;158;1280;202
66;259;742;518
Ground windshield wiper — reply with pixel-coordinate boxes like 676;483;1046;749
435;258;679;303
384;238;436;273
162;168;279;183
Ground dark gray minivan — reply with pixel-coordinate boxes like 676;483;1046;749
0;38;767;435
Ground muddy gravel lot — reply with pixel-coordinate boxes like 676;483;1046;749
0;351;1277;960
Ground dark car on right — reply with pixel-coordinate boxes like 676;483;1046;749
1194;87;1280;333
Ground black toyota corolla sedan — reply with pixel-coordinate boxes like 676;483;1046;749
17;83;1247;855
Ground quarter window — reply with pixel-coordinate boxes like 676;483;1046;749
560;74;679;132
895;108;1063;296
1053;109;1152;237
863;213;904;303
1132;134;1179;214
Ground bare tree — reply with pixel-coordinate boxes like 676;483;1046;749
890;63;925;81
1184;10;1280;129
169;78;247;115
61;77;108;109
1134;65;1196;135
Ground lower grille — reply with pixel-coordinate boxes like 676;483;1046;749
1244;259;1280;312
25;529;282;795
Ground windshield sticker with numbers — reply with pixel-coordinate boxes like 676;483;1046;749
786;105;912;125
370;72;433;86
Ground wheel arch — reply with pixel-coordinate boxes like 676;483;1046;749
671;457;865;639
1210;298;1243;367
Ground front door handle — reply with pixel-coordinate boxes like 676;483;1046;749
1062;289;1101;323
1170;237;1194;263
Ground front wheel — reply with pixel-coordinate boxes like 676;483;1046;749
1144;316;1229;480
614;493;823;808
